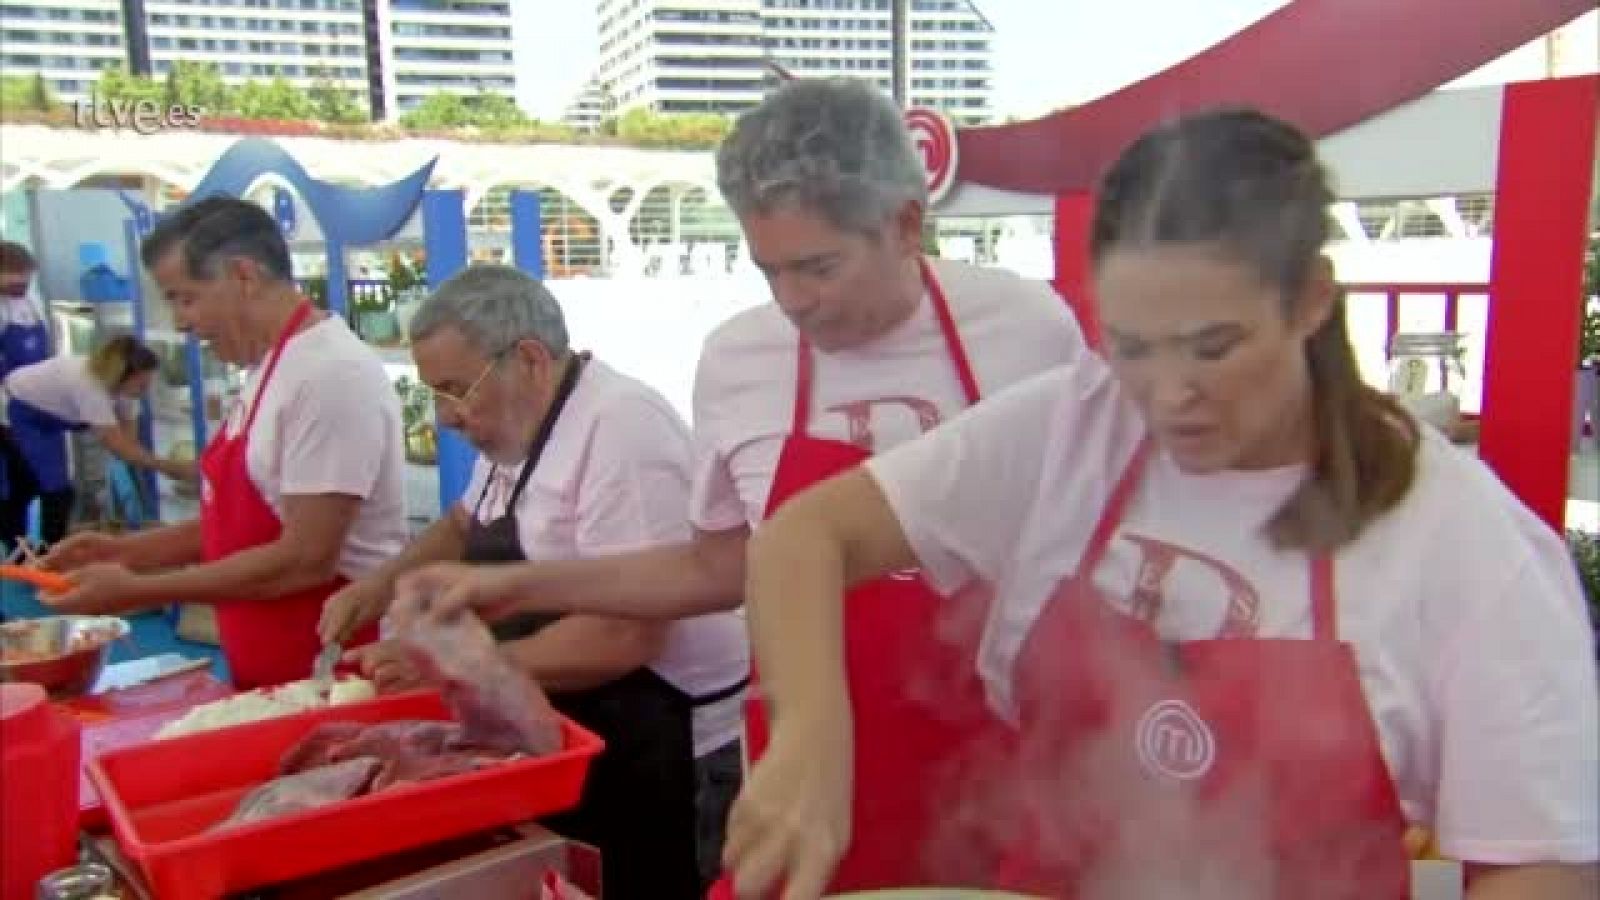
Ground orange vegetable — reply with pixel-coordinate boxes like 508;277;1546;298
0;565;73;594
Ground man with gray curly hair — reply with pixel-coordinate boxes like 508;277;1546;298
322;265;748;900
394;78;1090;893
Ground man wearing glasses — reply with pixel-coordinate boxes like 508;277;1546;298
320;265;746;900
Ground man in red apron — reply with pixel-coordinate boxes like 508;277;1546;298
392;78;1089;893
741;257;1019;890
43;196;402;689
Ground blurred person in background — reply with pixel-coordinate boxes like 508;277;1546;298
0;240;51;386
0;334;196;547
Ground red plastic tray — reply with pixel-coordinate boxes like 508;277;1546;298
79;706;193;830
89;690;603;900
69;671;237;830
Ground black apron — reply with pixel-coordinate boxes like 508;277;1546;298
463;355;741;900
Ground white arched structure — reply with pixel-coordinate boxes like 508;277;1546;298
0;124;731;274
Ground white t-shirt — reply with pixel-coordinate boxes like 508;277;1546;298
460;357;749;757
4;354;119;427
868;361;1600;865
689;258;1088;530
1;292;46;330
224;315;408;580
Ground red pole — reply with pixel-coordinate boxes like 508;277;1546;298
1478;75;1599;531
1053;192;1099;349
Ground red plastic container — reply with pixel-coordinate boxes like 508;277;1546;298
0;683;82;900
78;704;194;829
89;690;603;900
65;669;236;828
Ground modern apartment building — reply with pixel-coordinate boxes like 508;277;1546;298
146;0;369;100
0;0;517;121
594;0;996;124
562;77;610;132
0;0;128;105
596;0;768;117
381;0;516;117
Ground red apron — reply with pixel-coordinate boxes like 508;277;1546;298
199;302;375;691
744;259;1019;891
997;440;1410;899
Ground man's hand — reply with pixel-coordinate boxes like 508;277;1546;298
390;562;523;631
43;562;148;615
159;458;199;482
344;640;430;695
320;577;390;646
39;532;127;573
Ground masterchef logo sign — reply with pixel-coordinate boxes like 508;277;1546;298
905;107;959;205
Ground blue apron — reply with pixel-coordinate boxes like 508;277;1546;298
0;312;53;384
0;312;54;501
6;397;85;494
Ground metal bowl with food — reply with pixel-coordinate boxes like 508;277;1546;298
0;615;129;696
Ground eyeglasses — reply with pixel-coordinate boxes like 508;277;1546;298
422;356;499;415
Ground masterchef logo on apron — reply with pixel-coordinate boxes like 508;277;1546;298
1134;698;1215;781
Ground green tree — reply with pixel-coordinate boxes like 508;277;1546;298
0;76;38;114
466;88;527;130
94;65;164;105
614;107;731;148
400;92;472;130
163;61;232;113
306;66;367;123
233;76;314;119
400;90;538;131
674;112;732;146
27;73;53;111
615;107;670;144
525;120;579;142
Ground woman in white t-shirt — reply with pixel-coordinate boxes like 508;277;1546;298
722;109;1599;900
1;335;194;546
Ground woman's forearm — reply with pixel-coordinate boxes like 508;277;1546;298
95;424;170;474
745;504;853;735
1465;862;1598;900
746;469;924;733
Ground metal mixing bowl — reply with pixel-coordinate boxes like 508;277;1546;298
0;615;129;696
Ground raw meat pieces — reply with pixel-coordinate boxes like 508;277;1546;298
277;721;365;773
217;757;381;830
400;610;562;756
540;869;596;900
280;719;509;791
213;610;564;831
213;719;519;831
